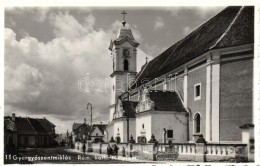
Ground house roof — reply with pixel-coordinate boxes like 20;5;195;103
122;101;138;118
72;122;92;134
27;118;49;135
37;118;55;133
4;119;16;132
90;124;107;135
4;116;54;135
14;117;37;135
149;91;186;112
134;6;254;88
72;123;82;131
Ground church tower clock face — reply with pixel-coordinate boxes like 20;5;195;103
123;49;130;58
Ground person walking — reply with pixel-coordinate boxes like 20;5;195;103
114;145;119;158
107;144;111;157
122;147;126;157
82;143;86;154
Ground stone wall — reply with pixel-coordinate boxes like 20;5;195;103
74;135;249;162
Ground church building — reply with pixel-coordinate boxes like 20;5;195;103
106;6;254;144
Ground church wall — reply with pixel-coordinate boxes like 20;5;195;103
187;66;207;141
151;112;188;143
110;77;116;105
219;57;253;142
129;118;136;141
113;120;125;142
136;113;152;142
105;124;114;143
112;118;135;143
112;73;136;101
109;107;115;123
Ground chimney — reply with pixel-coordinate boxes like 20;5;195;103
12;113;15;121
84;118;86;124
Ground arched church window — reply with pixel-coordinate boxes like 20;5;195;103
142;124;144;129
194;113;201;133
124;59;129;71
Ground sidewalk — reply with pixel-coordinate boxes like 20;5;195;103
66;148;169;163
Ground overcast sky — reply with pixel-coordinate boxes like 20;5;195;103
4;6;225;133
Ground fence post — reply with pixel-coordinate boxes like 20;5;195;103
195;134;206;162
148;134;158;161
240;123;254;162
99;142;102;154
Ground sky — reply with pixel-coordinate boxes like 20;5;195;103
4;6;225;133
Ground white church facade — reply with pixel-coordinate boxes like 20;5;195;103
105;6;254;144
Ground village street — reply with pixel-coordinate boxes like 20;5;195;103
4;147;140;164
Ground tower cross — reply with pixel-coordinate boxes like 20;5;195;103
121;10;127;22
121;10;127;26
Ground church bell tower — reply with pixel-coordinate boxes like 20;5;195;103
108;11;139;122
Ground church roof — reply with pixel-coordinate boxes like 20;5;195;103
134;6;254;88
122;101;138;118
149;91;186;112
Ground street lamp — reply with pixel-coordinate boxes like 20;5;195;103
87;103;92;126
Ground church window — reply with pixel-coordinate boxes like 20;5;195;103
194;113;201;133
124;59;129;71
96;133;98;136
167;130;173;138
142;124;144;129
194;83;201;101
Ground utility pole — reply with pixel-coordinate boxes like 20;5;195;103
126;88;130;142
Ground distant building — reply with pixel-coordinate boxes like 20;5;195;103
90;124;106;143
4;113;56;151
72;118;107;143
65;129;71;144
4;117;17;152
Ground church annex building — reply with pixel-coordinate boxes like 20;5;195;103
105;6;254;144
